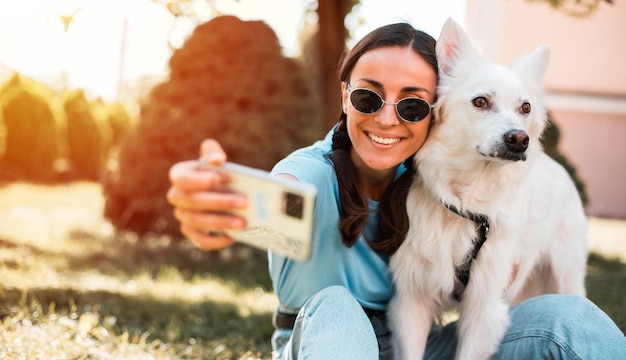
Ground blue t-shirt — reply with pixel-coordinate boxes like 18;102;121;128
269;129;401;311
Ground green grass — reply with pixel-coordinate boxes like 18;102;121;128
586;253;626;334
0;182;624;359
0;182;276;359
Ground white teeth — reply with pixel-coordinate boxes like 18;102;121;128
368;133;401;145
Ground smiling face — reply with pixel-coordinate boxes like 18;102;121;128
342;45;437;181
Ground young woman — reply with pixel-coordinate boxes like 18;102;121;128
167;23;626;359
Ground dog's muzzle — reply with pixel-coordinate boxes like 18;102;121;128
487;130;529;161
502;129;529;160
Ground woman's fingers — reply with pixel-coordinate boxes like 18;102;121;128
174;208;246;251
180;224;236;251
168;160;228;192
172;207;247;231
166;186;247;212
199;139;227;164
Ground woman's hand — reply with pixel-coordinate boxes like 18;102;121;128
166;139;248;251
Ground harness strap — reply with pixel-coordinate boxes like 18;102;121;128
444;203;490;300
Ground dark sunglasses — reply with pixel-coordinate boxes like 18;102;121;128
347;85;435;123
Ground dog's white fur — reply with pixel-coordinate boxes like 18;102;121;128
389;19;588;360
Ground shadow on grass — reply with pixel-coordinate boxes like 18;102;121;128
0;286;274;358
0;227;276;358
72;230;273;290
586;252;626;335
1;227;273;292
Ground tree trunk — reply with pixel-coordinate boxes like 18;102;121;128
316;0;355;131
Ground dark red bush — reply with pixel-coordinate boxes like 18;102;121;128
103;16;323;236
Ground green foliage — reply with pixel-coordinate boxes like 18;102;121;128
0;74;58;180
0;73;135;183
90;99;136;162
103;15;323;236
104;102;134;147
527;0;613;18
586;253;626;334
542;113;589;206
64;90;103;180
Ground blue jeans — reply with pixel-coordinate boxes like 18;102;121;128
271;286;626;360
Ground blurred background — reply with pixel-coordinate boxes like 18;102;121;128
0;0;623;228
0;1;623;358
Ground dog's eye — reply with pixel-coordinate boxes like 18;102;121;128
520;102;531;114
472;97;489;108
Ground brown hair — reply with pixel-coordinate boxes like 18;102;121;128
331;23;437;254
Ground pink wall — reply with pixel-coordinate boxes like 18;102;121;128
500;0;626;96
551;111;626;218
466;0;626;219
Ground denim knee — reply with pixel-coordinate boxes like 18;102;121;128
303;285;359;315
496;294;626;359
277;286;379;360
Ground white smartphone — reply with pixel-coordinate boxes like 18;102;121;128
200;161;316;261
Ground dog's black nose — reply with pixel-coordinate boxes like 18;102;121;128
503;130;529;153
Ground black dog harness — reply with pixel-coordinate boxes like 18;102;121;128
444;203;490;299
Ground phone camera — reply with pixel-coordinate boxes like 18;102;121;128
283;192;304;219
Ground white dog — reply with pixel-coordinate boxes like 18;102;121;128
389;18;588;360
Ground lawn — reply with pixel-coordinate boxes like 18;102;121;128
0;182;624;359
0;182;276;359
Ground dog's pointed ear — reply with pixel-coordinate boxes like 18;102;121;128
436;18;481;77
512;44;551;83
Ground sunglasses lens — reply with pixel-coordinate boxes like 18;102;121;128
349;87;432;122
350;89;383;114
397;98;431;122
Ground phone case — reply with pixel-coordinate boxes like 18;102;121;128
202;161;316;261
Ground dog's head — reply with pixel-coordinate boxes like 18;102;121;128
430;18;550;163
